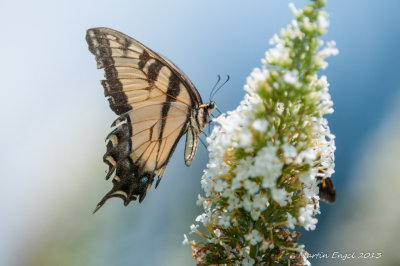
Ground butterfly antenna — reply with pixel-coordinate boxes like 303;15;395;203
211;75;230;100
209;75;221;102
215;107;222;115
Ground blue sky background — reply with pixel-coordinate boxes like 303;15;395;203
1;0;400;265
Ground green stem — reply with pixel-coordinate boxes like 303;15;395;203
250;244;257;259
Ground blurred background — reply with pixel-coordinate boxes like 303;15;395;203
1;0;399;265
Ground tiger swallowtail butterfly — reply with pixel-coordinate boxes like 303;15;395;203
86;27;216;213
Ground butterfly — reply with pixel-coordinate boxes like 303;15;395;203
86;27;216;212
314;157;336;203
318;177;336;203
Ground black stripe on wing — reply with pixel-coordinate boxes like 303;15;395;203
87;29;150;115
93;103;189;212
86;28;206;212
86;27;203;111
94;112;156;212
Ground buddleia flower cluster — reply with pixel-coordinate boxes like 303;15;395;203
184;0;337;265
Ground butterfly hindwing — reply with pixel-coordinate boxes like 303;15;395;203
86;28;209;212
95;103;189;212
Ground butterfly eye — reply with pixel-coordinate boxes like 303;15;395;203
209;101;216;110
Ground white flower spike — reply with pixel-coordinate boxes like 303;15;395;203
185;0;336;264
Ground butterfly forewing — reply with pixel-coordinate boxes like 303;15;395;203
86;28;201;111
86;27;207;212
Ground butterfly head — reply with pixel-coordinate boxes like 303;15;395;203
208;101;216;113
203;101;217;119
198;101;217;128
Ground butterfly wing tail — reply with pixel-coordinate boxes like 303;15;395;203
93;170;156;213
